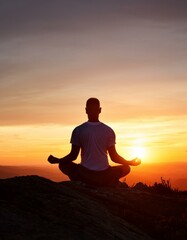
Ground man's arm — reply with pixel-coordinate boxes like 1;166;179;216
48;144;80;164
108;145;141;166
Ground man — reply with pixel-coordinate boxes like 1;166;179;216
48;98;141;187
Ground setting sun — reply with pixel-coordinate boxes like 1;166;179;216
130;146;147;159
121;134;149;162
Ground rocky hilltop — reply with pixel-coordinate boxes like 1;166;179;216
0;176;186;240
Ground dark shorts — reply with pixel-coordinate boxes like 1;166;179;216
59;161;130;187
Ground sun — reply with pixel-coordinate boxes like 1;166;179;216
128;136;148;160
130;146;147;159
119;135;149;162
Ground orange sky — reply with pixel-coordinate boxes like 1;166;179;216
0;0;187;185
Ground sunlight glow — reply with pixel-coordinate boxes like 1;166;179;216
127;135;148;160
130;146;147;159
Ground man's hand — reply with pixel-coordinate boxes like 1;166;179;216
48;155;59;164
129;157;141;166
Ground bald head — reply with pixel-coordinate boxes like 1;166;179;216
86;98;101;122
86;98;100;108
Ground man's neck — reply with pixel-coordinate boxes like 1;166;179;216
88;118;99;122
88;120;99;122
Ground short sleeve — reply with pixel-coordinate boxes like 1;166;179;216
70;127;81;146
107;129;116;147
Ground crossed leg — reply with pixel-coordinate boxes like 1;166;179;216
59;161;130;187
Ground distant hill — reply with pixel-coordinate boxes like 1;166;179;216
1;162;187;190
0;176;186;240
0;165;67;182
173;178;187;190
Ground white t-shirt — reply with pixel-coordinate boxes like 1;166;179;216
70;121;116;171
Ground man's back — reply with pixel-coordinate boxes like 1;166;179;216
71;121;115;170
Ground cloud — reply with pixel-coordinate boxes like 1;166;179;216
1;0;187;40
0;0;187;126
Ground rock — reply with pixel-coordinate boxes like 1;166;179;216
1;175;187;240
0;175;152;240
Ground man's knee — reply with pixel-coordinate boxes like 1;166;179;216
59;162;65;172
109;164;130;179
59;161;79;180
121;164;130;176
59;161;72;175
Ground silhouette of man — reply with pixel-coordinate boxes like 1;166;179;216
48;98;141;187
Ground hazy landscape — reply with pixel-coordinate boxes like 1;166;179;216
1;161;187;190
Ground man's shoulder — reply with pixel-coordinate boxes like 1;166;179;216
100;122;113;130
73;122;88;131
